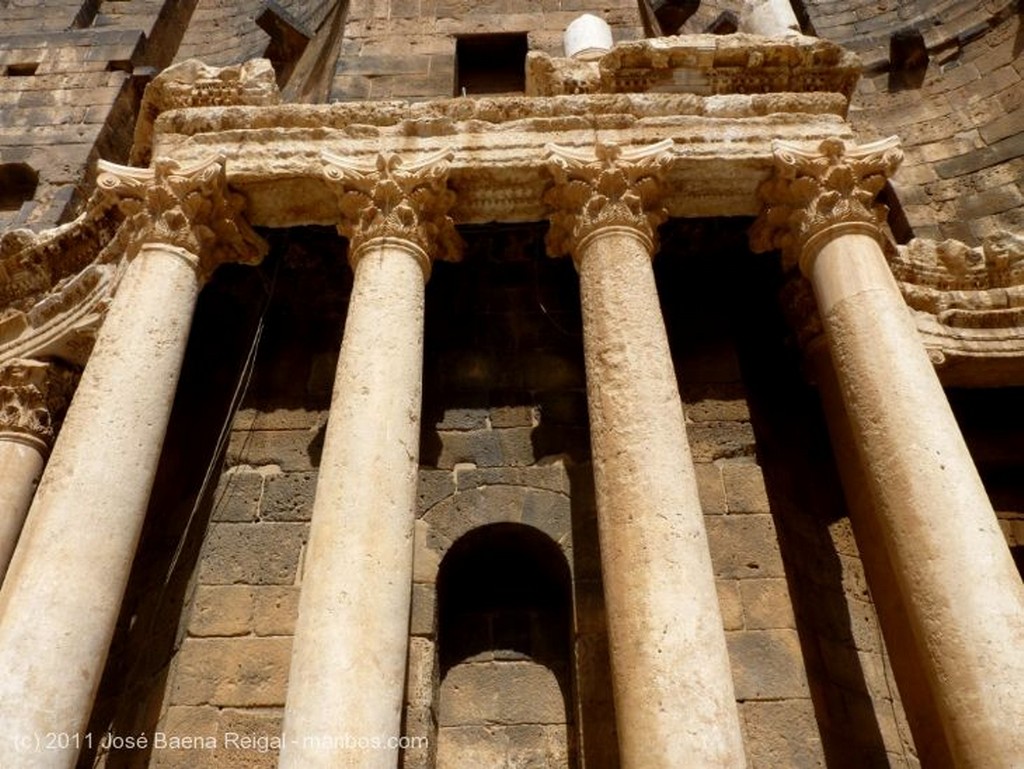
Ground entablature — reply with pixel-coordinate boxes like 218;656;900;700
151;91;852;228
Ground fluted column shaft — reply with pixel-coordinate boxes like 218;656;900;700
0;360;74;583
754;138;1024;768
279;151;459;769
546;143;746;769
0;158;264;769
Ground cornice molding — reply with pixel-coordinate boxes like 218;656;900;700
149;90;853;226
749;136;903;274
0;188;131;369
890;234;1024;384
96;156;268;282
526;34;861;101
131;58;280;167
321;149;462;276
544;141;672;262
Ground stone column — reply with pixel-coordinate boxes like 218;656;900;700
279;151;460;769
545;142;747;769
752;137;1024;769
0;360;75;582
742;0;801;36
0;157;265;769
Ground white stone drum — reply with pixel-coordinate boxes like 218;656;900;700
564;14;613;60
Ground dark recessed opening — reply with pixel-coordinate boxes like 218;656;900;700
6;62;39;77
880;181;914;244
257;0;312;88
649;0;700;35
889;27;930;91
0;163;39;211
455;33;528;96
707;11;739;35
437;523;571;675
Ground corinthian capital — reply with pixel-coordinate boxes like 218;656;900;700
321;149;462;278
96;156;268;281
544;140;673;261
749;137;903;275
0;359;77;451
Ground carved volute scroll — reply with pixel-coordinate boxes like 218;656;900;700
0;359;77;451
321;149;463;279
544;140;673;262
96;156;268;282
749;136;903;276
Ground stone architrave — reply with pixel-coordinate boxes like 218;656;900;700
278;150;460;769
545;142;747;769
0;359;75;582
0;156;266;769
752;137;1024;769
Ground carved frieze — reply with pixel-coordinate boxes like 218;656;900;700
0;359;77;449
889;234;1024;384
544;141;673;260
131;59;281;166
749;136;903;274
321;149;462;275
0;187;133;368
0;191;123;316
527;34;861;101
96;156;267;281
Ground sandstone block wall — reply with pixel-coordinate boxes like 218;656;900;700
4;3;1022;768
0;0;193;230
332;0;644;100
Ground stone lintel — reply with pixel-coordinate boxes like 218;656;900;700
150;92;852;228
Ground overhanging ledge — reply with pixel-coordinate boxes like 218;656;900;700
150;91;853;228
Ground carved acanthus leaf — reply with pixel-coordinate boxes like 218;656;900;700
97;156;267;281
0;359;78;447
749;136;903;274
321;149;462;271
544;140;673;260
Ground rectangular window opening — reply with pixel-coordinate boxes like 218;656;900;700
455;33;528;96
6;62;39;77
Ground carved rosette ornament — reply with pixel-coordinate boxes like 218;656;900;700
749;136;903;275
544;140;673;262
96;156;267;282
321;149;462;278
0;359;77;451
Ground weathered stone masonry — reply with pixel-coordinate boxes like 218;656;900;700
1;3;1023;769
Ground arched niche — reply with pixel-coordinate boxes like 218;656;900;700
435;522;577;768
